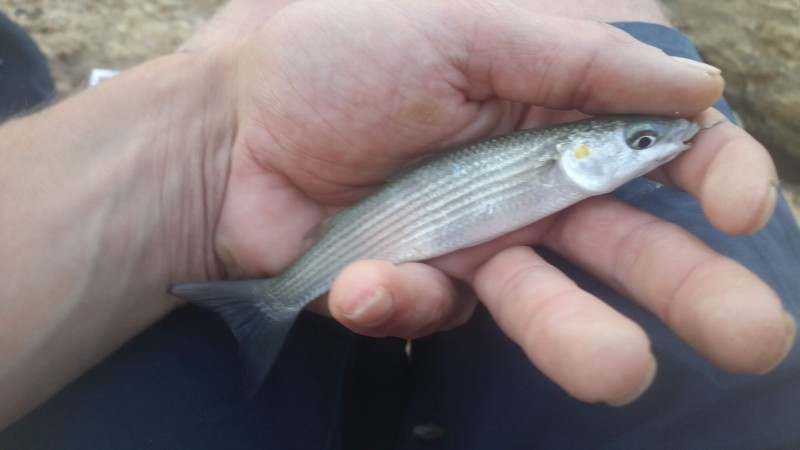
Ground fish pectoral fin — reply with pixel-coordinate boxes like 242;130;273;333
169;280;301;396
303;219;328;241
512;156;558;184
303;208;348;241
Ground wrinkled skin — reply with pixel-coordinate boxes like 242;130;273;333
203;0;793;405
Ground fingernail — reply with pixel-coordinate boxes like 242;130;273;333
343;286;395;327
759;312;797;374
608;357;658;407
671;56;722;76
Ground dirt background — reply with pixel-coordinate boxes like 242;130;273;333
1;0;798;221
661;0;800;222
0;0;223;94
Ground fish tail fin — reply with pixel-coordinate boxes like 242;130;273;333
168;279;300;396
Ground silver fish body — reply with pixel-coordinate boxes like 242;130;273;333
170;115;701;394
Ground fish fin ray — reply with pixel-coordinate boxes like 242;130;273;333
169;280;301;396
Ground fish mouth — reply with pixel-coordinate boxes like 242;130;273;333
670;118;702;144
652;119;702;165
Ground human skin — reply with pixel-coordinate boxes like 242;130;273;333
0;0;794;428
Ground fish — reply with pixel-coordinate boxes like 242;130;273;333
169;115;701;394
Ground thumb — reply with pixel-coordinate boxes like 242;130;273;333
436;1;723;116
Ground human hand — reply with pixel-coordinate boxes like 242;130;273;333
202;0;794;405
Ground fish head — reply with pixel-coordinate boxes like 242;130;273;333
557;116;701;194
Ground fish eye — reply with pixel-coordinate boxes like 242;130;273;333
625;123;659;150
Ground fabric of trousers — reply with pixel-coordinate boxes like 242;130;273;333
0;12;54;122
2;18;799;450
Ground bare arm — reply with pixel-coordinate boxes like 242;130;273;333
0;0;793;430
0;50;235;427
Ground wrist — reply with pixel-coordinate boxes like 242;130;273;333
0;46;239;427
135;48;240;286
31;47;239;285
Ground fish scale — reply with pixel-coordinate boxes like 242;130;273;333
305;133;557;261
271;139;554;296
170;115;701;394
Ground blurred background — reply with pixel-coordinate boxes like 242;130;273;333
0;0;222;94
661;0;800;221
0;0;797;219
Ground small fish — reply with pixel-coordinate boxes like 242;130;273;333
170;116;701;394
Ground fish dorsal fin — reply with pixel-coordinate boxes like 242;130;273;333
384;155;438;184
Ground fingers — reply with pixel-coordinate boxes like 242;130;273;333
546;196;795;374
658;108;779;235
328;260;477;338
443;2;723;115
471;246;657;405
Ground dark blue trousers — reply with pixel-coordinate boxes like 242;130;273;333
0;12;54;122
3;19;800;449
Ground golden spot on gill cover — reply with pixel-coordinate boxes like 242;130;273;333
574;144;591;159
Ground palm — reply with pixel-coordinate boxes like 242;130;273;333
206;0;790;405
216;3;569;277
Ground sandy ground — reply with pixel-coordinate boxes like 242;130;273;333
0;0;224;94
2;0;799;222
